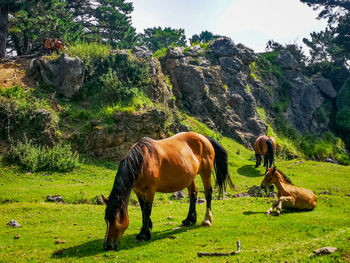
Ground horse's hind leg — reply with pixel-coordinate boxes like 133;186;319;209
182;181;198;226
200;170;214;227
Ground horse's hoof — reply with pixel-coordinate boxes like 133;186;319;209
181;219;196;227
135;231;151;242
265;212;270;216
201;220;212;227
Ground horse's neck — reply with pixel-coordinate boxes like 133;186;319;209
273;173;290;194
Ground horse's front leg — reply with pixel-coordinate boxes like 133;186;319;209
135;192;155;242
266;200;278;215
255;153;261;168
276;196;295;216
182;181;198;226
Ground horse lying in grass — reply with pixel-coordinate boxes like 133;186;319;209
254;135;276;172
102;132;233;251
261;167;317;216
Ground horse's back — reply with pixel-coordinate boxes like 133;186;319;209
254;135;276;155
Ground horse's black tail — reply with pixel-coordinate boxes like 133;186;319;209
266;139;274;166
206;137;234;196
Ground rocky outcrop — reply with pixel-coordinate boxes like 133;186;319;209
0;96;58;146
164;37;267;147
312;74;337;99
277;50;298;70
30;53;84;99
275;50;336;133
85;108;172;160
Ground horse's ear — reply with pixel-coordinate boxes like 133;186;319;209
272;166;277;173
101;195;108;205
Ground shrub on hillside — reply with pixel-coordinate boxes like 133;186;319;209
4;140;79;172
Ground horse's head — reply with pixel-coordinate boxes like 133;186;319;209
261;166;277;188
102;195;129;251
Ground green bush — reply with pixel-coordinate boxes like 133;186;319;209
153;47;167;59
65;41;111;69
4;140;79;172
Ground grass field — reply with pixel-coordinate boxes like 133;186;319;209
1;137;350;262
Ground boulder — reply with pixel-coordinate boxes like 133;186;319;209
209;37;238;57
235;43;258;65
312;74;337;98
31;53;84;99
132;46;153;58
277;50;298;70
166;47;185;58
185;45;203;57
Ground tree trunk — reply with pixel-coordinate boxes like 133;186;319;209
0;4;9;58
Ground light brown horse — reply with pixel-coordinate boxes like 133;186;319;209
261;167;317;216
102;132;233;250
254;135;276;172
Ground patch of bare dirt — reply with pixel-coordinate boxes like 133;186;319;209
0;59;36;89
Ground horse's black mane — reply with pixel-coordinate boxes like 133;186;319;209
277;169;293;185
105;137;155;223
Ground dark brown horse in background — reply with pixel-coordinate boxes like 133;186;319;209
102;132;233;250
254;135;276;172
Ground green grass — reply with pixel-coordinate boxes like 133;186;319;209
1;135;350;262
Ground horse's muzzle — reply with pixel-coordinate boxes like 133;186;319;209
103;240;119;251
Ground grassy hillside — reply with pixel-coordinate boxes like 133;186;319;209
1;44;350;262
1;133;350;262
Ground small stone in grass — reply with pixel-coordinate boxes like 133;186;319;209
52;249;64;255
47;195;64;203
55;239;66;244
14;234;20;239
7;220;21;228
313;247;337;255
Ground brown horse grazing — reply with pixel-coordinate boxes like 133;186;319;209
261;167;317;216
102;132;233;251
254;135;276;172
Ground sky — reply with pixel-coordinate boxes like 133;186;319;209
131;0;328;53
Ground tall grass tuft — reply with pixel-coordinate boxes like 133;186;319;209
4;140;79;172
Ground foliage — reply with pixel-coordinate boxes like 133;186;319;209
4;140;79;172
65;41;111;69
265;40;307;67
0;86;58;142
334;14;350;57
64;0;137;48
138;26;186;52
181;113;221;141
299;0;350;23
302;28;343;63
8;0;82;55
304;60;350;90
152;47;167;59
189;30;220;44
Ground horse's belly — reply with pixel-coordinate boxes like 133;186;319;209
156;173;195;193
